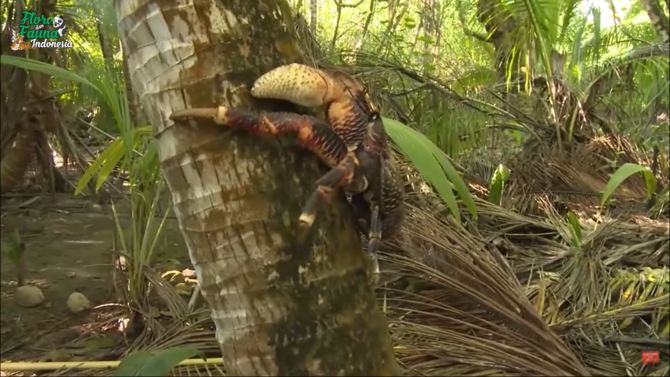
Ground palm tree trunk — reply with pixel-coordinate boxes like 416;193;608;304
114;0;399;375
640;0;670;43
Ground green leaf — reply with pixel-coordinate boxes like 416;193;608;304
417;35;435;44
402;16;416;29
0;55;101;96
115;347;205;377
592;8;601;62
74;139;123;195
0;240;17;260
1;228;23;260
488;164;510;205
0;240;10;253
601;163;657;206
558;0;581;44
423;141;478;221
452;66;497;93
96;139;127;192
566;211;582;248
382;117;478;223
75;126;154;196
568;15;588;74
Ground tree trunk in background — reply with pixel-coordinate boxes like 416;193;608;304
640;0;670;43
114;0;399;375
476;0;520;81
419;0;437;74
309;0;318;36
97;21;114;62
120;52;143;126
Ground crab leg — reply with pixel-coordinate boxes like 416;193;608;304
366;204;382;276
170;107;348;168
298;155;356;229
170;106;356;235
251;63;370;147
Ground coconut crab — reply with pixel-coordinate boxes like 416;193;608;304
169;64;405;281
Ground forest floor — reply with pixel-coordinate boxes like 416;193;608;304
0;192;188;369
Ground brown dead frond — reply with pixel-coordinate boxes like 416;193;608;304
380;173;668;376
499;133;657;218
380;202;591;376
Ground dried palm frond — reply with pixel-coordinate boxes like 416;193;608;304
500;133;658;217
377;170;669;376
381;203;591;376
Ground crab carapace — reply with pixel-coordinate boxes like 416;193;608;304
169;64;405;280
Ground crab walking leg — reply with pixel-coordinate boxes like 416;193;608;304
170;107;348;168
366;204;382;277
298;155;356;229
380;182;406;240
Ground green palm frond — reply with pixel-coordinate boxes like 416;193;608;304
383;116;478;223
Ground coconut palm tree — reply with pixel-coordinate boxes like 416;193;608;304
112;0;400;375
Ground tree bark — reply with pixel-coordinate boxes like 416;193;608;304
476;0;520;81
640;0;670;43
114;0;399;375
97;20;114;62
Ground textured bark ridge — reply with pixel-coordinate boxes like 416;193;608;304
114;0;399;375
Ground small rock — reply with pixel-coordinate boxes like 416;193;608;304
15;285;45;307
115;255;127;271
91;204;102;211
65;271;76;278
67;292;91;313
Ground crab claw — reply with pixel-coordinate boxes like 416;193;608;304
251;63;338;108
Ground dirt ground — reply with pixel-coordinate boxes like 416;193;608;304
0;193;189;364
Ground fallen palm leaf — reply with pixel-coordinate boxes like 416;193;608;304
602;163;657;206
115;347;205;376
